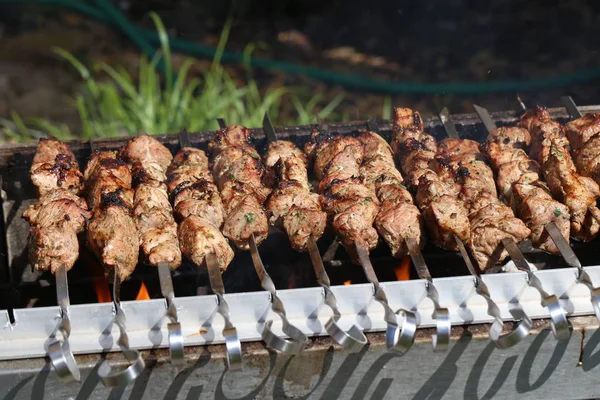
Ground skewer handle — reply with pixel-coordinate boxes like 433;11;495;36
47;265;81;382
97;273;145;387
405;238;450;352
501;238;571;340
157;262;184;365
307;237;367;351
355;243;416;354
454;235;532;348
249;234;308;354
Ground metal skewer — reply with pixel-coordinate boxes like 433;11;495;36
217;117;308;354
454;235;532;348
561;96;583;119
97;272;145;387
249;233;309;354
88;140;145;386
366;117;448;351
133;131;184;365
517;97;600;323
47;264;80;382
205;253;243;369
405;238;450;352
157;262;184;365
439;108;532;348
471;104;571;340
355;243;416;354
177;128;241;367
263;113;367;350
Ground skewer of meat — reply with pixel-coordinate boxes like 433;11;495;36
167;130;241;369
305;123;418;354
392;110;534;348
391;108;530;272
23;138;91;382
517;104;600;241
83;143;145;386
477;117;571;254
441;106;569;340
210;121;307;355
118;134;184;365
262;114;367;351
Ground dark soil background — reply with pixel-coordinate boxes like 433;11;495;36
0;0;599;133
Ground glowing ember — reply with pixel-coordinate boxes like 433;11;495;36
394;257;411;281
136;282;151;301
343;280;352;286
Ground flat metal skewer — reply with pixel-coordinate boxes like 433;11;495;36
47;264;80;382
97;272;145;387
355;243;416;354
454;235;532;348
205;253;242;369
249;233;308;354
157;262;184;365
562;96;583;119
308;237;367;351
262;112;367;349
405;238;450;352
133;130;185;365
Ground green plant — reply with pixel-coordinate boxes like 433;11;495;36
0;13;346;142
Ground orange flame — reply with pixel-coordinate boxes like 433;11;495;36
135;282;151;301
394;257;411;281
92;272;111;303
343;280;352;286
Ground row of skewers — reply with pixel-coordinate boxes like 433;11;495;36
21;100;600;386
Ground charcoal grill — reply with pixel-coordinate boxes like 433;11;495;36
2;105;600;399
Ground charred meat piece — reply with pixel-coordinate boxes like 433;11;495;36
221;194;269;250
30;138;84;196
283;205;327;251
565;114;600;187
119;135;181;269
266;181;321;226
564;113;600;151
167;146;232;270
310;136;364;181
25;140;90;273
264;141;310;189
208;124;252;156
85;149;139;279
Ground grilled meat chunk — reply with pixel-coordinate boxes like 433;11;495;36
30;139;84;196
564;113;600;187
25;140;90;273
87;205;139;280
178;215;234;270
120;135;181;268
167;146;233;270
85;149;139;279
520;107;600;241
564;113;600;151
391;109;470;251
482;126;571;254
265;140;326;251
210;125;271;249
311;136;364;181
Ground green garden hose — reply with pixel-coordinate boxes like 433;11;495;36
3;0;600;95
